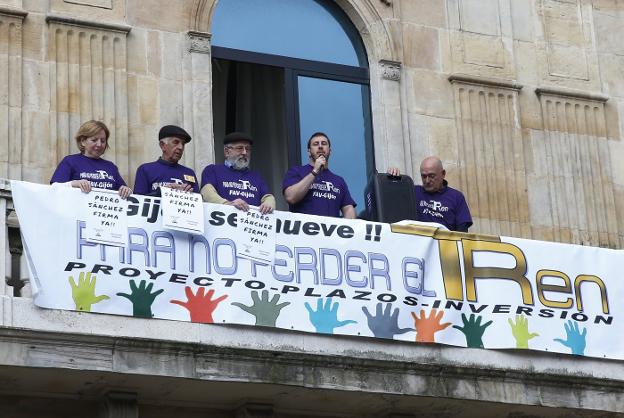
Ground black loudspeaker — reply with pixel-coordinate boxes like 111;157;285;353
364;172;416;223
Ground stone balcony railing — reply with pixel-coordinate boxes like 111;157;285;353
1;179;624;418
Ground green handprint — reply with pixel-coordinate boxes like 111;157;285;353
508;315;539;349
453;313;493;348
231;290;290;327
68;272;110;312
116;279;164;318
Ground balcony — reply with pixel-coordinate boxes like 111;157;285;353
1;179;623;418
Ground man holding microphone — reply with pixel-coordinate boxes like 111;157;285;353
282;132;356;219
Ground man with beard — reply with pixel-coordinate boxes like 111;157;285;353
200;132;275;214
283;132;356;218
134;125;199;196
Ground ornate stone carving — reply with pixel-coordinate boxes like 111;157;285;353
188;30;211;54
379;60;401;81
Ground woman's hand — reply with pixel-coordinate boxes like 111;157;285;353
71;179;92;193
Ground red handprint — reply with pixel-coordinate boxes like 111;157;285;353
171;286;228;323
411;308;452;343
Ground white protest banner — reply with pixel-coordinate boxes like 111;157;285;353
235;207;276;263
11;180;624;360
81;189;128;246
160;186;204;234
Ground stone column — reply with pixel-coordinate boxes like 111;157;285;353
46;15;131;180
184;30;215;174
534;87;617;247
377;59;411;176
449;74;529;238
0;6;27;181
0;179;8;298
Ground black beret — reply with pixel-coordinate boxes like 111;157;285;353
159;125;192;143
223;132;253;145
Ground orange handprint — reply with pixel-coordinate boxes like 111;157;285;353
411;308;452;343
171;286;228;324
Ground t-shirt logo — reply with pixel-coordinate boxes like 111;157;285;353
310;180;340;200
321;181;335;192
431;200;443;211
420;199;449;219
239;180;251;190
184;174;196;183
170;178;184;185
95;170;113;180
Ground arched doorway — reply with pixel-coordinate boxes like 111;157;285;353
211;0;373;212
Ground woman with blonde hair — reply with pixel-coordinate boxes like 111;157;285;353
50;120;132;198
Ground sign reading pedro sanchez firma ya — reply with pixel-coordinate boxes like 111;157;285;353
12;181;622;359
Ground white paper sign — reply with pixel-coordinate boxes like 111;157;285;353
160;187;204;234
236;207;276;263
82;189;128;246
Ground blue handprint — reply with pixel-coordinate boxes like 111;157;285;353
362;303;413;339
304;298;356;334
554;320;587;355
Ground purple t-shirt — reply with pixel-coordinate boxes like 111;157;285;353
134;159;199;196
50;153;126;191
415;183;472;231
201;164;270;206
282;164;356;218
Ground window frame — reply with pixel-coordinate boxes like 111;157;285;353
212;46;374;171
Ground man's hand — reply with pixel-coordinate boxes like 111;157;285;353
118;185;132;199
228;198;249;211
387;167;401;177
258;201;274;214
313;155;326;173
71;179;92;193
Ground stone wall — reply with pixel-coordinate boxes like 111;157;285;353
1;0;624;247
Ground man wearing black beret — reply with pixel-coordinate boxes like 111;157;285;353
133;125;199;196
200;132;275;214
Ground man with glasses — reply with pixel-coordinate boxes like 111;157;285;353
200;132;275;214
415;156;472;232
283;132;356;219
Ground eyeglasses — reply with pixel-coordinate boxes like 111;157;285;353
227;145;251;152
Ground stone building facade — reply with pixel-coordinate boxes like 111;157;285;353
1;0;624;417
1;0;623;247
